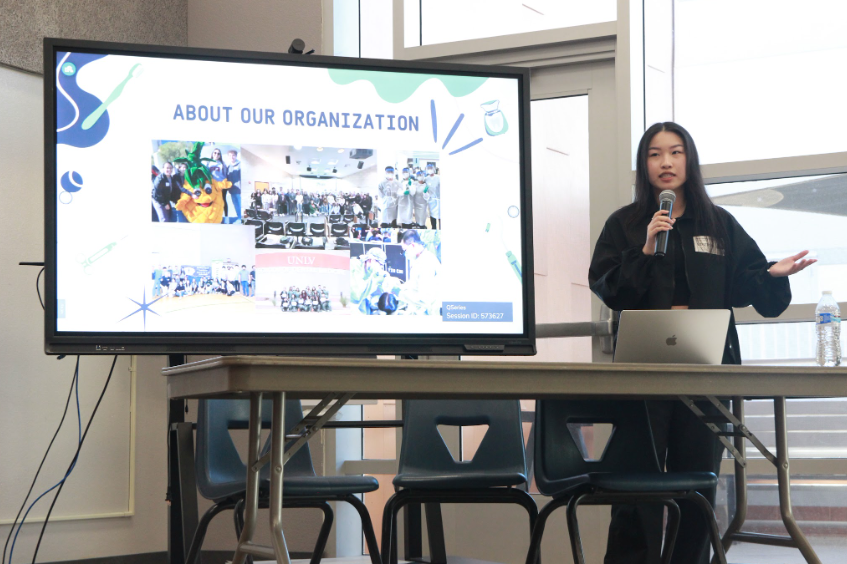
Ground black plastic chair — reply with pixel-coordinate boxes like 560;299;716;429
284;221;306;241
187;399;381;564
525;400;727;564
256;209;273;221
303;223;327;249
242;219;265;241
329;223;350;250
328;214;342;224
244;208;258;219
381;400;537;564
265;221;285;236
343;213;356;224
329;223;348;237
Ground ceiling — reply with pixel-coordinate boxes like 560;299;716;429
242;144;376;179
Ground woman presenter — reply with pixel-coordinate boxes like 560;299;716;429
588;121;815;564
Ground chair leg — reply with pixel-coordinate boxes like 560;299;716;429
386;491;413;564
565;494;588;564
185;501;233;564
660;499;681;564
233;497;244;538
391;503;399;564
424;503;447;564
381;493;401;564
309;502;334;564
524;496;569;564
344;494;381;564
688;491;728;564
502;489;540;564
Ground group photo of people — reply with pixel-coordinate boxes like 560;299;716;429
252;249;352;316
237;144;378;230
349;229;442;315
376;153;441;230
152;263;254;300
272;285;333;313
251;187;372;220
151;140;242;224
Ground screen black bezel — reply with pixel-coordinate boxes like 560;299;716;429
44;38;535;356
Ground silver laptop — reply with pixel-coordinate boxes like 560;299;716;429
613;309;731;364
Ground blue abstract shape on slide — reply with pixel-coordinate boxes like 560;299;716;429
56;52;110;148
61;171;84;193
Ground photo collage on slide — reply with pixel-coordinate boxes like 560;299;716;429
149;140;443;322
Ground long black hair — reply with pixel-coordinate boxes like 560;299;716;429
626;122;727;252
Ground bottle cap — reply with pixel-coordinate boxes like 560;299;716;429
823;290;833;295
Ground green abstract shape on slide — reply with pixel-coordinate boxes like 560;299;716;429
327;68;487;103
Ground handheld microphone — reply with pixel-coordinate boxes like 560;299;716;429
654;190;676;257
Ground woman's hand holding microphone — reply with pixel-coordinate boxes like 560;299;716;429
642;209;675;256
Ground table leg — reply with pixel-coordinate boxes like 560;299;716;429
269;392;292;564
773;397;822;564
720;397;748;556
232;393;264;564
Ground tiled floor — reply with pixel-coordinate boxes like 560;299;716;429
724;537;846;563
256;540;847;564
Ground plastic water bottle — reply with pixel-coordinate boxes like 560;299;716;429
815;291;841;367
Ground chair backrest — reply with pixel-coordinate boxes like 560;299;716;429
343;214;356;224
328;214;342;223
266;221;285;235
195;398;315;501
257;210;273;221
245;208;258;219
533;400;661;497
243;219;265;239
309;223;327;236
397;399;527;479
286;222;307;236
330;223;349;236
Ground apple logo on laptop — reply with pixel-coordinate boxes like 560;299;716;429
666;335;677;346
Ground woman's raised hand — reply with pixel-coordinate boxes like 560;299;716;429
768;250;817;277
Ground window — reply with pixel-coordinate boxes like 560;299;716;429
333;0;393;59
707;173;847;305
645;0;847;164
404;0;616;47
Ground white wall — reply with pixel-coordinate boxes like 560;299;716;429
188;0;323;55
0;65;173;563
241;148;295;196
338;167;380;197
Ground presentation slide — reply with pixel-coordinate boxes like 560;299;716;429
53;51;525;335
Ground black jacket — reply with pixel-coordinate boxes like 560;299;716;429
152;173;176;205
588;203;791;364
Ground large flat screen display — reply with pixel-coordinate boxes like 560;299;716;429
44;39;534;355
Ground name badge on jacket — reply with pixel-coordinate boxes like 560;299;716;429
693;236;724;255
